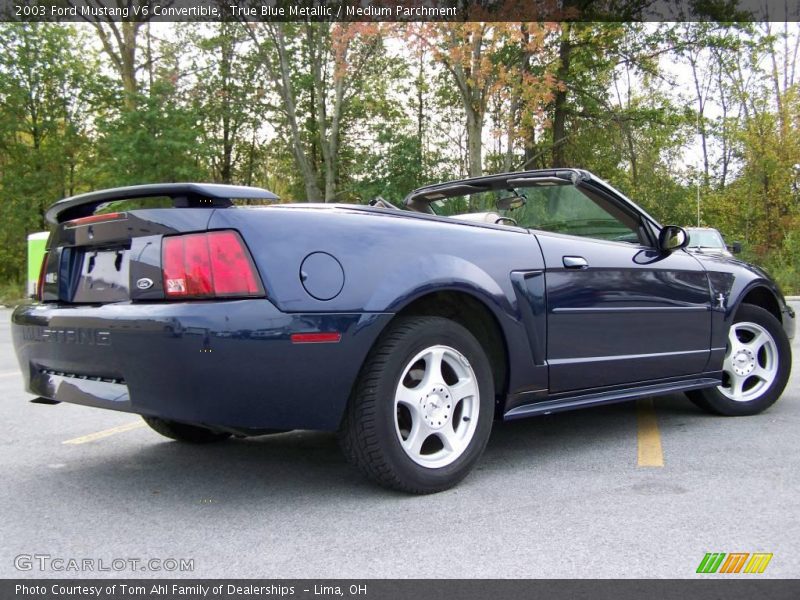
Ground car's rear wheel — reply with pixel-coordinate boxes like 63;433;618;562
339;316;494;493
142;416;232;443
687;304;791;416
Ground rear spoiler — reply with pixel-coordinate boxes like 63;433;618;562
46;183;279;224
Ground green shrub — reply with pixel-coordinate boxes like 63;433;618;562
0;280;28;307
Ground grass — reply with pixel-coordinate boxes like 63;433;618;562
0;280;29;307
758;257;800;298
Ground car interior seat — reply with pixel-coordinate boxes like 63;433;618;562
454;212;503;225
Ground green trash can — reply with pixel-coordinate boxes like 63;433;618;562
27;231;49;297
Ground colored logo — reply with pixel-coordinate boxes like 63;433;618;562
696;552;773;574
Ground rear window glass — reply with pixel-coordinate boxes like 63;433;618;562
229;198;280;206
92;196;280;214
94;197;174;214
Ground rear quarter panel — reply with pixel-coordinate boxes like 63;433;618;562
210;207;542;313
210;207;547;397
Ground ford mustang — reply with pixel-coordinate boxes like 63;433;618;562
10;169;795;493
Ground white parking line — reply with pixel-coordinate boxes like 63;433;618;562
0;371;20;378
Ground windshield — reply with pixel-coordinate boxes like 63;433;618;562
687;229;725;248
430;182;643;244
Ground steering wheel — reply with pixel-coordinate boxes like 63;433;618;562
495;216;518;226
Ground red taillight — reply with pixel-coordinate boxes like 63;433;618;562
208;231;259;294
162;231;262;299
36;252;48;301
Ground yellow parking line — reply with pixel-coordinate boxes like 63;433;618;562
636;398;664;467
63;421;146;445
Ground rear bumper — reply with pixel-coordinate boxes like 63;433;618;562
11;301;392;431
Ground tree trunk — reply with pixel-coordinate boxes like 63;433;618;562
552;24;572;168
446;26;486;177
220;36;233;183
716;64;730;188
87;20;141;111
416;52;425;179
309;24;339;202
507;23;531;172
324;73;345;201
504;95;517;172
271;24;322;201
689;55;710;186
245;129;257;187
465;104;483;177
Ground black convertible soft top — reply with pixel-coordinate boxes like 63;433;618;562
46;183;279;224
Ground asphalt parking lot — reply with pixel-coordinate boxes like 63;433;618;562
1;304;798;579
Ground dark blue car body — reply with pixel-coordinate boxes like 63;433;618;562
10;172;796;435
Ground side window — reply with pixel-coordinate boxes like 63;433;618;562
514;185;643;244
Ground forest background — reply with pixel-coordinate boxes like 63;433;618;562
1;17;799;301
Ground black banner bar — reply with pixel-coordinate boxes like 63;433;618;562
3;580;800;600
1;0;799;23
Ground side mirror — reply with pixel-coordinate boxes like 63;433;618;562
730;241;742;254
658;225;689;252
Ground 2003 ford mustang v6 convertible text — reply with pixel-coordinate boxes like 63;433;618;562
11;169;795;493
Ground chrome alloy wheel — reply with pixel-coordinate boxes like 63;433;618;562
719;321;779;402
394;345;480;468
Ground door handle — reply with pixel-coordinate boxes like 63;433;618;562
562;256;589;269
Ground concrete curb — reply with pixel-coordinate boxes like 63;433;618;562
786;296;800;301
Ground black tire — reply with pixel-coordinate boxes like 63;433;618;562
339;316;495;494
142;416;232;443
687;304;791;416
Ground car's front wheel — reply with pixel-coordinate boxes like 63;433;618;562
687;304;791;416
142;416;232;443
339;316;494;493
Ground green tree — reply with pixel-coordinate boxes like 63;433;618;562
0;23;95;281
245;22;391;201
89;80;210;187
182;23;266;185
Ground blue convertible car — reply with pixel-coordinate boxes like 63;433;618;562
11;169;795;492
